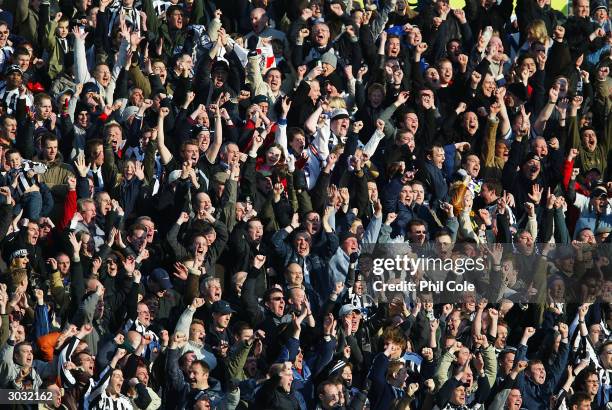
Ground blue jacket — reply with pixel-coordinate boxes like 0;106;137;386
515;341;569;410
367;353;405;410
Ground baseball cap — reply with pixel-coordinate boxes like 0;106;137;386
339;304;361;317
148;268;173;290
330;108;350;121
212;300;236;314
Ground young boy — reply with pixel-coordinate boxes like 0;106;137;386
44;12;72;79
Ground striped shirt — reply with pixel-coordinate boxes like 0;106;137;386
0;83;32;115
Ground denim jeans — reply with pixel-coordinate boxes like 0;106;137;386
21;191;43;220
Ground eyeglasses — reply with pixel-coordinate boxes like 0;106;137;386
270;296;284;302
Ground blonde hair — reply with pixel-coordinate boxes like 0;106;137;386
527;20;548;45
328;96;346;109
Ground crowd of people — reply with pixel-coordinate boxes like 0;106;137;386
0;0;610;409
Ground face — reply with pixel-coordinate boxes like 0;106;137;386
399;185;414;206
464;155;480;178
369;89;384;107
367;182;379;202
522;159;541;180
482;73;496;95
331;118;350;139
6;71;23;89
463;112;479;135
387;38;400;57
320;384;340;409
8;152;22;169
312;24;330;46
516;232;534;254
435;234;453;258
3;117;16;140
81;202;97;224
430;147;445;169
247;221;263;243
188;363;209;388
582;129;597;152
528;363;546;385
451;386;466;405
182;143;199;166
94;65;111;87
439;61;453;84
205;280;222;302
304;212;321;235
106;126;123;152
408;27;422;45
575;0;589;17
495;141;509;160
285;264;304;286
266;146;282;166
123;161;136;180
152;62;167;83
600;344;612;369
289;133;306;154
506;389;522;410
294;235;310;257
520;57;537;77
214;312;232;328
409;224;427;244
266;291;285;316
36;98;53;120
168;9;184;29
27;222;40;245
0;24;9;46
16;344;34;367
137;303;151;326
267;69;282;91
341;366;352;386
221;143;239;165
109;369;124;394
342;237;359;255
397;132;416;151
501;351;515;375
57;254;71;274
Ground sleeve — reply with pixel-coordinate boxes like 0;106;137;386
74;37;92;84
58;336;82;387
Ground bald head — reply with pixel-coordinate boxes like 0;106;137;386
251;8;268;34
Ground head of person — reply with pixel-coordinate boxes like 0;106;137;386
318;380;341;409
312;23;330;47
219;142;239;166
521;153;541;180
382;327;406;360
93;63;111;88
515;230;534;255
188;360;210;389
250;8;268;34
499;348;515;374
167;5;185;29
284;263;304;287
599;340;612;369
212;300;234;329
303;211;321;235
462;154;480;178
407;219;427;245
269;362;293;392
462;111;479;136
246;217;264;244
293;230;311;257
188;318;205;344
77;198;96;224
434;229;454;258
569;391;592;410
288;128;306;155
526;359;546;385
505;388;523;410
396;130;416;151
574;0;590;17
426;145;445;169
264;287;285;316
386;35;401;57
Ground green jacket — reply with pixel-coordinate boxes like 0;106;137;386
43;19;65;80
